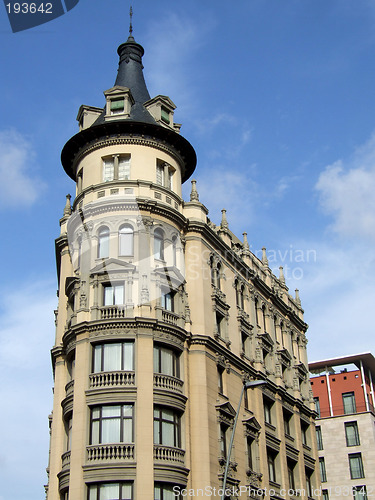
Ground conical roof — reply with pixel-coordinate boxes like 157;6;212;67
93;34;156;125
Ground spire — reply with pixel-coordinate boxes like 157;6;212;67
190;179;199;201
115;8;151;105
295;289;301;306
242;232;250;251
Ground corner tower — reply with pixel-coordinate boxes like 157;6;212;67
47;29;319;500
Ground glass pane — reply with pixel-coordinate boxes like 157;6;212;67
118;158;130;180
161;348;174;376
122;484;132;500
111;99;124;110
162;421;174;446
102;418;121;443
163;487;175;500
156;165;164;185
102;406;121;417
154;237;162;259
91;420;100;445
89;486;97;500
103;159;114;182
99;232;110;258
123;405;133;417
124;343;134;370
100;483;120;500
103;344;122;371
94;345;102;372
154;346;159;373
92;408;100;419
154;419;160;444
119;227;133;256
114;286;124;305
104;286;113;305
154;485;161;500
123;418;133;443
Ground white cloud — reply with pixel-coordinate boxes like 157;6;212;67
316;132;375;240
0;129;45;209
0;280;56;500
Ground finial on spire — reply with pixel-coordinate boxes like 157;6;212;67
295;289;301;306
242;232;250;251
129;6;133;36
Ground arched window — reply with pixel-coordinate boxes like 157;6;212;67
239;285;245;310
154;228;164;260
119;224;133;256
98;227;110;258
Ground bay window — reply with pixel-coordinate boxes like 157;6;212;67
93;342;134;372
90;405;133;445
154;407;180;447
154;344;179;378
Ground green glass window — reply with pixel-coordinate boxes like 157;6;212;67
161;107;170;124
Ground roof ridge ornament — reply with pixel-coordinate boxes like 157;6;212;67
129;6;133;36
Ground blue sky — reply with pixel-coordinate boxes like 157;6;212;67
0;1;375;498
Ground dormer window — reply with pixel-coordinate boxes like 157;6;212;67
110;98;125;115
161;107;170;124
104;86;134;121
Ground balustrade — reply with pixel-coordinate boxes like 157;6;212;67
153;445;185;464
153;373;183;393
89;371;135;389
87;443;134;462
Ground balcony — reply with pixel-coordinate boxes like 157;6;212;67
89;371;135;389
87;443;135;462
153;445;185;464
100;306;126;320
153;373;183;394
161;309;179;325
61;451;71;470
65;380;74;397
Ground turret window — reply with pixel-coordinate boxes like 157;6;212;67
161;107;170;124
154;228;164;260
98;227;110;258
156;160;174;190
119;225;134;256
103;155;130;182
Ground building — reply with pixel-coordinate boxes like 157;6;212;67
46;27;320;500
309;353;375;500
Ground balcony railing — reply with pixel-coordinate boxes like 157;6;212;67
153;373;183;394
100;306;126;320
65;380;74;397
161;310;179;325
87;443;135;462
61;451;71;470
153;445;185;464
89;371;135;389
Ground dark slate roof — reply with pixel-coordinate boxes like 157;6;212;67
93;35;157;125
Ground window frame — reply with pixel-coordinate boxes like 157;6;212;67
88;482;133;500
103;283;125;306
92;341;134;373
90;404;134;445
343;392;357;414
345;421;360;447
319;457;327;482
153;344;180;378
316;425;323;450
267;448;277;483
154;228;165;261
153;406;181;448
349;453;365;480
98;227;110;258
118;224;134;257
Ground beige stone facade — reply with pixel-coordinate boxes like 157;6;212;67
46;34;320;500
